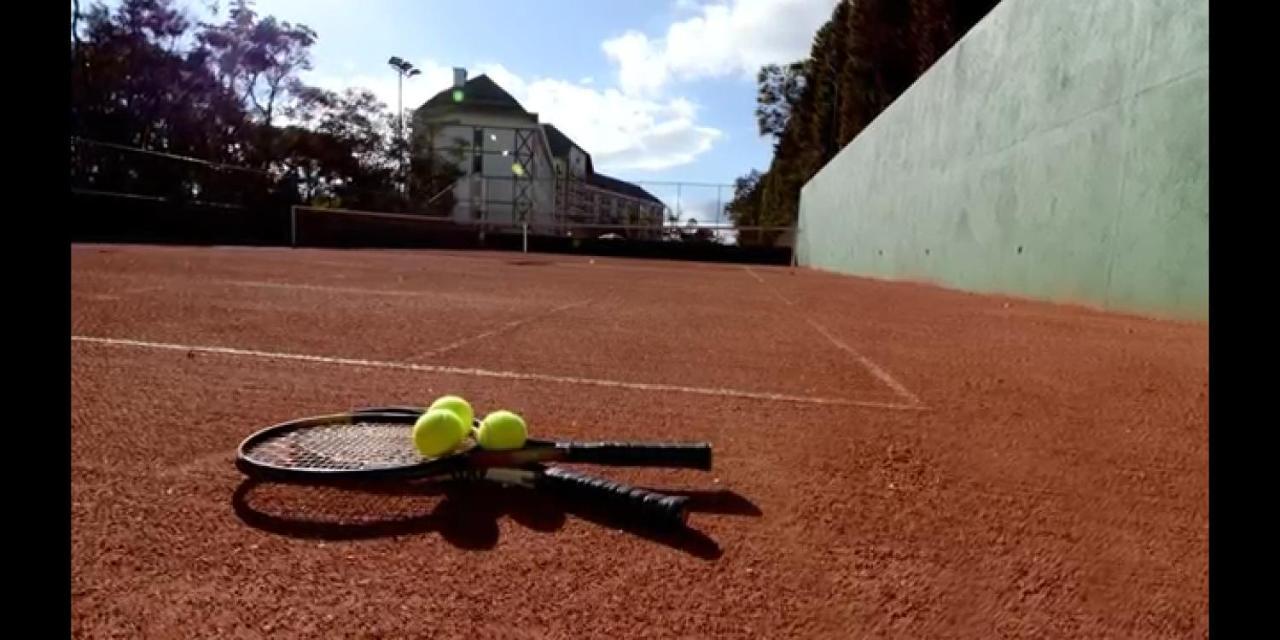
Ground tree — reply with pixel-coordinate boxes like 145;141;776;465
196;0;317;163
69;0;424;214
755;62;807;140
745;0;1003;230
70;0;252;200
407;121;466;216
725;169;764;226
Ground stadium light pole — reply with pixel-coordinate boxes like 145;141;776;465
388;56;421;198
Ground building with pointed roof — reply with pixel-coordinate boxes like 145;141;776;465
411;69;664;239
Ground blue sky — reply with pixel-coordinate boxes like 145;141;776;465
171;0;837;188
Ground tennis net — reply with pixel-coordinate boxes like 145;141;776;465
291;205;795;251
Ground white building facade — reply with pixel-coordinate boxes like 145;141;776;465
412;69;664;239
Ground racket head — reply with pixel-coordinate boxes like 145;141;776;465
237;408;713;484
236;411;473;482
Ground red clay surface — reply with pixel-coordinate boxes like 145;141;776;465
71;244;1208;638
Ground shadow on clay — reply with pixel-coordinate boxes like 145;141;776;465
231;478;760;561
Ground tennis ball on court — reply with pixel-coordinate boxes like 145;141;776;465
412;408;467;458
477;410;528;451
429;395;474;430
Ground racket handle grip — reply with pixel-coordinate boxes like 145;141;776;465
541;466;689;529
558;442;713;470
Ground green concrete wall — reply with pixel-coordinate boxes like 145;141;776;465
797;0;1208;321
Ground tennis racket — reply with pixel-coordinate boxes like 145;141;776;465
235;410;713;528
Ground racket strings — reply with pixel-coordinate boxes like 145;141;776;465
245;422;424;471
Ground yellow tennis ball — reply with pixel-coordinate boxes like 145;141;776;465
412;408;467;458
477;410;528;451
429;395;474;430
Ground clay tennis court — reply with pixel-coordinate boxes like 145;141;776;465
71;244;1207;638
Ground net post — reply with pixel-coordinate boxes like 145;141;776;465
522;222;529;253
289;205;298;248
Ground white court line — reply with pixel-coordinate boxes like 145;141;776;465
221;280;433;298
415;299;593;358
744;267;796;306
71;335;923;411
72;285;161;302
745;266;924;407
803;317;924;407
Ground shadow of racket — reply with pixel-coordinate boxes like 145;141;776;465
231;478;729;559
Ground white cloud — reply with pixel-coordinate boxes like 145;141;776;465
293;2;839;173
520;79;722;172
604;0;837;95
304;60;722;173
601;31;671;96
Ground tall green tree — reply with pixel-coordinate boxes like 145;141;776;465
737;0;1002;232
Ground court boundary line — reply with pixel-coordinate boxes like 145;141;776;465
71;335;924;411
743;266;925;408
219;280;438;299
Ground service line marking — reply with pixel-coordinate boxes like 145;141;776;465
743;266;924;408
803;317;924;407
743;266;796;306
220;280;435;299
414;299;593;359
71;335;924;411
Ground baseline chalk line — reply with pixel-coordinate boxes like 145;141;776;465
71;335;925;411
